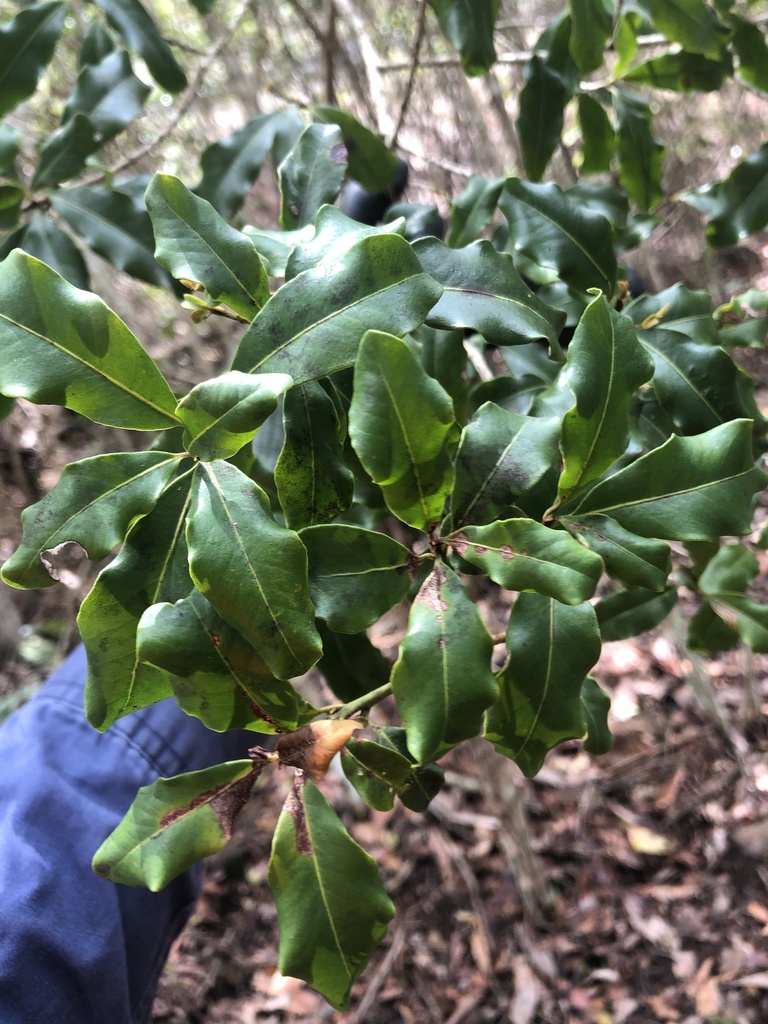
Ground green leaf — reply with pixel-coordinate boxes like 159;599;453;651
311;107;397;192
316;622;391;703
445;519;602;604
79;473;192;731
20;214;89;290
80;17;115;67
446;174;505;248
284;205;405;281
596;586;678;640
415;325;470;423
94;0;186;92
580;676;613;755
697;543;768;652
375;726;445;811
2;451;180;590
556;295;655;507
0;250;179;428
275;382;354;528
0;2;65;118
638;327;755;433
484;595;601;777
187;460;322;679
146;173;270;320
138;588;317;730
702;143;768;247
562;419;765;540
279;123;347;230
93;760;260;890
32;112;101;189
687;599;740;655
269;776;394;1010
569;0;613;72
176;371;292;461
63;49;150;142
636;0;731;59
0;124;20;173
51;181;172;288
448;403;561;529
578;93;616;175
341;736;414;811
242;224;314;278
625;282;720;344
414;237;566;356
426;0;500;76
349;331;457;530
391;563;498;763
301;525;413;633
613;90;665;212
562;513;671;591
499;178;617;294
197;107;305;219
731;14;768;92
517;56;569;182
232;234;442;383
623;50;732;91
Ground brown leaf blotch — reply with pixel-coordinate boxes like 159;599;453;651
276;720;362;780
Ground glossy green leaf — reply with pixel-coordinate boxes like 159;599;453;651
94;0;186;92
197;106;305;219
138;588;317;731
93;760;260;890
51;182;172;288
596;586;678;640
391;563;497;763
580;676;613;755
311;107;396;192
613;11;641;78
702;143;768;247
562;419;764;540
731;14;768;91
638;327;755;433
445;519;602;604
0;251;179;428
625;282;720;344
414;238;566;355
517;56;569;182
0;2;65;118
0;124;19;173
232;235;442;384
484;595;601;777
146;174;269;320
697;543;768;652
687;599;740;655
80;18;115;67
426;0;500;76
375;726;445;811
341;736;414;811
499;179;617;294
316;622;391;703
63;49;150;141
448;403;561;529
562;513;671;591
446;174;504;248
349;331;457;530
414;325;470;424
242;224;314;278
623;51;732;91
31;112;101;189
569;0;612;72
301;525;412;633
279;123;347;230
284;205;405;281
20;214;89;290
79;473;192;731
2;451;180;589
0;183;23;233
613;90;665;212
269;776;394;1010
578;93;616;175
556;295;654;507
176;371;292;461
187;460;322;679
274;382;353;528
636;0;731;59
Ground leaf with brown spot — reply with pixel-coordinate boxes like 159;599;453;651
276;719;362;780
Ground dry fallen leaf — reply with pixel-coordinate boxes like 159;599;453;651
626;824;676;855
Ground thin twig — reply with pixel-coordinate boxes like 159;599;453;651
333;0;391;136
388;0;429;149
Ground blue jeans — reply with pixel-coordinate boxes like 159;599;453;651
0;645;252;1024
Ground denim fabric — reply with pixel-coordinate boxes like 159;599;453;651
0;645;253;1024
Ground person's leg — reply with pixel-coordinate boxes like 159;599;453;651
0;644;252;1024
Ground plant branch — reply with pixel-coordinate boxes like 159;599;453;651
388;0;429;149
335;682;394;720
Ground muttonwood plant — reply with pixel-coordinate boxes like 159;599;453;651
3;0;768;1010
